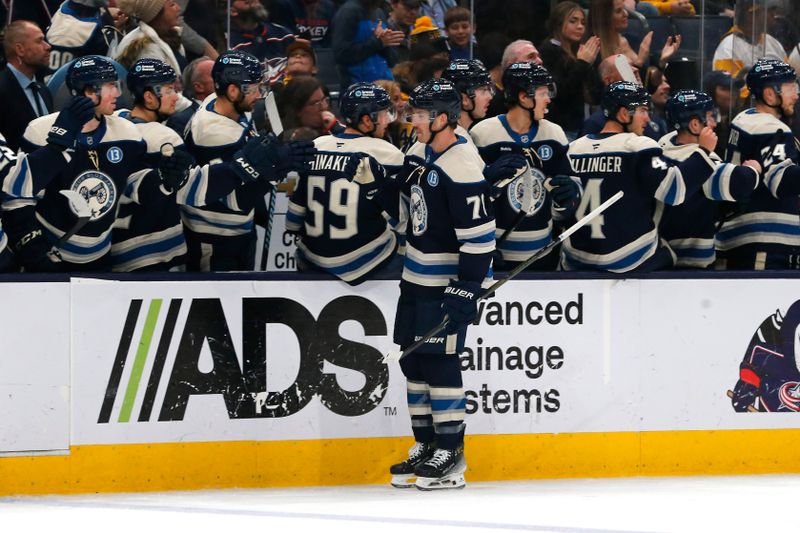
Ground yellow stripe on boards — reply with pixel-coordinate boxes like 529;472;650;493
2;429;800;496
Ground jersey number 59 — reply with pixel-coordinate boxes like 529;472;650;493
305;176;360;239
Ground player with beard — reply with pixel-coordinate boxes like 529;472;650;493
183;50;315;271
718;58;800;270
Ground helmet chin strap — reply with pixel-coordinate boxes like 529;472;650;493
144;90;167;122
464;94;480;122
764;88;786;118
232;87;248;115
425;116;447;145
356;114;378;137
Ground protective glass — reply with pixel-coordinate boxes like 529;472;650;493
382;108;398;122
153;82;178;98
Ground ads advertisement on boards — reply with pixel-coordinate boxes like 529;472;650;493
66;277;800;447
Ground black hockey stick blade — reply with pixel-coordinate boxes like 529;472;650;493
384;190;624;363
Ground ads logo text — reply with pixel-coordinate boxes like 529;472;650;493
98;297;389;424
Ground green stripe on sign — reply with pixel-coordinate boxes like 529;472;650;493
118;299;162;423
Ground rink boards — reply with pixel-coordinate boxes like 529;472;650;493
2;274;800;495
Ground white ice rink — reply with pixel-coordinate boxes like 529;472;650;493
1;474;797;533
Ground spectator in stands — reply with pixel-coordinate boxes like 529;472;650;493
284;40;318;80
580;54;671;139
644;65;670;138
226;0;296;62
166;56;214;135
276;76;339;139
590;0;652;68
374;78;411;148
626;0;659;17
392;16;449;94
331;0;403;87
46;0;119;73
271;0;338;47
691;0;734;17
482;38;542;120
703;69;742;157
115;0;187;72
444;6;476;61
386;0;421;63
0;20;53;151
639;0;695;16
766;1;800;55
712;0;785;79
539;1;601;141
421;0;457;30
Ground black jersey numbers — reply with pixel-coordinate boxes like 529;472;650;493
306;176;360;239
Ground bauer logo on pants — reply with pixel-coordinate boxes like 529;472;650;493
98;296;390;424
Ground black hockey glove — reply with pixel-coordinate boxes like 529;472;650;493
278;138;316;176
442;279;482;335
731;363;760;412
12;227;59;272
47;96;96;150
549;175;580;213
232;136;283;184
157;148;195;193
484;153;527;197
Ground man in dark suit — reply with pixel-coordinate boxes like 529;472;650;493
0;20;54;151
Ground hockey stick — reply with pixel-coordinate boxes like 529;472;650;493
384;190;624;363
48;190;92;261
260;91;283;271
726;389;759;413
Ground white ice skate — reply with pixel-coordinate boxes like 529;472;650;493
414;447;467;490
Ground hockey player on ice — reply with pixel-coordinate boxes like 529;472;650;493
113;58;299;271
658;90;761;268
470;62;580;270
183;49;315;271
1;55;193;272
718;58;800;270
286;82;406;284
732;299;800;412
563;81;717;272
390;79;495;491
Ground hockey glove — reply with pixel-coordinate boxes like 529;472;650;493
47;96;96;150
347;155;388;200
12;227;59;272
484;153;527;192
442;279;482;335
549;175;580;214
274;136;317;177
731;363;761;412
232;136;284;185
157;148;195;193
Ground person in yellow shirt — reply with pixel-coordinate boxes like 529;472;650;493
640;0;695;16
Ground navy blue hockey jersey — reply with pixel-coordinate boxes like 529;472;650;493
286;133;405;283
470;115;572;262
400;137;494;293
564;132;716;272
3;113;161;264
658;131;758;268
719;108;800;255
0;134;15;264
